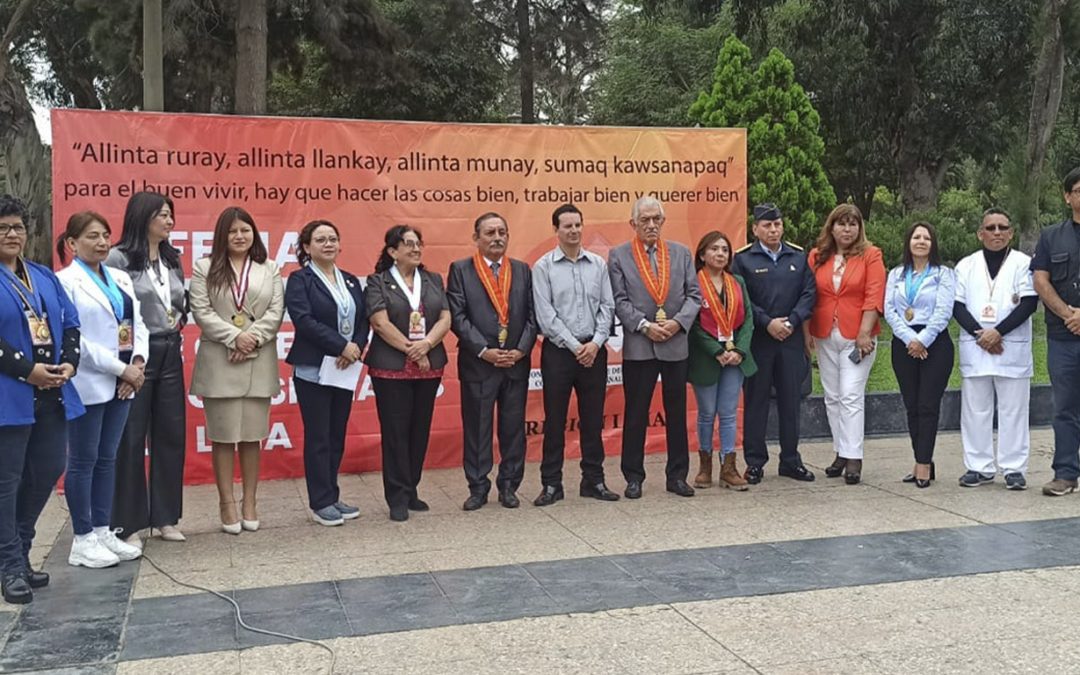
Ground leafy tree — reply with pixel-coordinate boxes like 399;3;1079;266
591;5;731;126
689;35;836;245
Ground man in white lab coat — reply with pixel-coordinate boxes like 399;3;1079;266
953;208;1039;489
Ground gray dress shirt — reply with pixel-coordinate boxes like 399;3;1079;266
532;246;615;351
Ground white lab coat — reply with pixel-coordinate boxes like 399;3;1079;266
954;249;1036;379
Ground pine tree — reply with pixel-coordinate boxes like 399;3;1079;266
689;36;835;245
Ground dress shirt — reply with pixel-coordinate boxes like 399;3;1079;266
884;265;955;347
532;246;614;351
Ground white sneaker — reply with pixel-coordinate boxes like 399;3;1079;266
94;528;143;561
68;533;120;569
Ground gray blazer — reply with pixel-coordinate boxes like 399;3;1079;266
608;239;702;361
106;248;187;335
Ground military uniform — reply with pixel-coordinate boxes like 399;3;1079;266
731;240;816;472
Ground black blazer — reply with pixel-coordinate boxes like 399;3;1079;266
446;257;537;382
363;267;449;371
284;265;369;367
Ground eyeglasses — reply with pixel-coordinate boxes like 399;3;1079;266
401;240;424;250
0;223;27;237
1069;188;1080;197
311;236;339;245
983;224;1012;232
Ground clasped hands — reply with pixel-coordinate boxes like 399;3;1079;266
229;331;260;363
482;347;525;369
405;338;433;372
974;327;1004;355
116;359;147;399
27;363;75;390
643;319;680;343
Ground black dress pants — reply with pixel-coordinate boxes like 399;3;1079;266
742;336;807;469
372;376;440;509
112;333;186;537
620;358;690;484
295;377;354;511
539;340;608;488
892;331;954;464
460;371;527;496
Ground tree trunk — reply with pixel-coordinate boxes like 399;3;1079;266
143;0;164;111
0;71;52;265
234;0;268;115
898;153;949;214
1021;0;1067;233
516;0;535;123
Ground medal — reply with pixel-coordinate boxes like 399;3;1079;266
7;263;53;347
631;238;671;321
118;323;131;347
904;307;914;322
341;321;352;334
697;269;742;345
725;340;736;352
230;256;252;324
34;319;50;342
407;309;426;341
473;253;512;348
167;308;177;328
1012;293;1020;305
232;314;246;328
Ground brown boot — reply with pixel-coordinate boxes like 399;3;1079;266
720;453;749;491
694;452;713;488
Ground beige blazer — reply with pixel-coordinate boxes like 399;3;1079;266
189;257;284;398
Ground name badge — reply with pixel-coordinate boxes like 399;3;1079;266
27;314;51;347
980;304;998;322
408;311;426;341
118;319;134;352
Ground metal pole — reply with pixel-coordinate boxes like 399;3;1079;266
143;0;164;111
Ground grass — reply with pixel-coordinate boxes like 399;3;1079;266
809;307;1050;394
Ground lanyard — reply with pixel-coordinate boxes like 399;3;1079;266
75;258;124;321
310;263;355;325
389;265;421;311
983;249;1011;300
2;261;43;317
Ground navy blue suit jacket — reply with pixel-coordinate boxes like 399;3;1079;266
284;265;368;367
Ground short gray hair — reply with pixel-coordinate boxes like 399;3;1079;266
631;195;665;222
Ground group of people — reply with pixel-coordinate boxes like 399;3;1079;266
3;165;1080;607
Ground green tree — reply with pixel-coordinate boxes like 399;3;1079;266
690;35;835;245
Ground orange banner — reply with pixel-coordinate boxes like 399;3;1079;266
51;110;747;484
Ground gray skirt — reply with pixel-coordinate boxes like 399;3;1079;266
203;397;271;443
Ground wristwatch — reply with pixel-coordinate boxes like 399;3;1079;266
783;320;793;330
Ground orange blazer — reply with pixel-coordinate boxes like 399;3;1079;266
807;245;886;339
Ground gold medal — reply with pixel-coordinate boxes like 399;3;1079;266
409;310;422;329
166;308;176;328
725;340;736;352
232;314;246;328
498;325;509;346
655;307;667;322
35;321;51;342
118;325;131;344
904;307;914;322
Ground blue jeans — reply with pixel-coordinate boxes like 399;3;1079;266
1048;339;1080;481
0;398;68;575
66;399;132;536
692;366;745;456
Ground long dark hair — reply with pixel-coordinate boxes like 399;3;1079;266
694;230;733;272
374;224;425;273
206;206;268;291
114;191;180;270
296;220;340;267
901;221;941;270
56;211;111;264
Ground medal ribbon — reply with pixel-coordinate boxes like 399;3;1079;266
231;257;253;313
904;265;931;306
389;265;422;311
631;238;670;309
473;252;512;327
3;260;43;317
698;269;740;339
310;262;355;329
75;258;124;321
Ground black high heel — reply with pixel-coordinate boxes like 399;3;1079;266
903;462;935;483
914;462;934;488
825;454;847;478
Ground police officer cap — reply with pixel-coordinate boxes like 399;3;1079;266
753;203;782;221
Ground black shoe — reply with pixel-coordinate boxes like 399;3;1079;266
778;463;816;482
27;569;49;589
824;454;847;478
666;479;696;497
580;482;620;501
498;490;520;509
844;459;862;485
744;466;764;485
624;481;643;499
389;505;409;522
903;462;936;483
408;497;430;512
2;573;32;605
533;485;564;507
462;493;488;511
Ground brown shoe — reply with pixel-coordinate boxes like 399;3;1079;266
1042;478;1079;496
694;451;714;489
719;453;748;491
